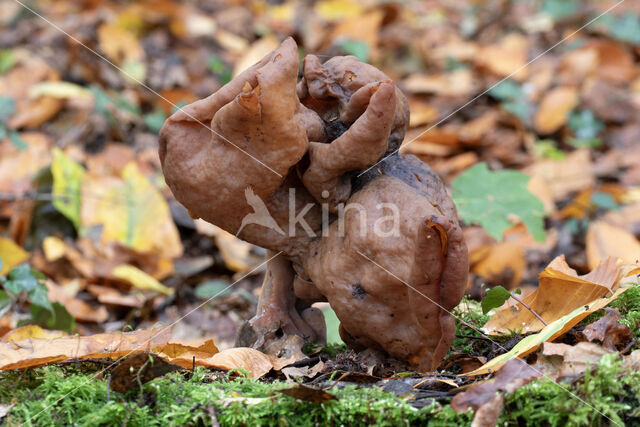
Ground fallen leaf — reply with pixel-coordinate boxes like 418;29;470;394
589;39;636;85
537;342;613;382
29;81;93;100
97;23;144;65
233;36;279;78
42;236;67;262
586;221;640;270
109;352;183;393
483;256;625;335
452;359;540;421
0;403;14;419
403;69;474;97
582;308;632;351
204;347;297;380
534;86;579;134
466;286;630;376
471;242;526;289
112;264;174;296
1;325;66;341
195;220;260;272
45;280;108;323
280;384;336;403
82;162;183;259
314;0;364;21
477;34;529;80
281;360;326;381
0;327;222;371
525;149;595;201
0;236;29;275
87;284;145;308
51;148;84;230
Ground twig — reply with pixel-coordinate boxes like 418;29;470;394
510;294;548;326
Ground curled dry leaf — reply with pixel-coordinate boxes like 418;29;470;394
483;255;626;335
582;307;632;351
109;352;183;393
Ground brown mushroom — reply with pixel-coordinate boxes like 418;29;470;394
159;38;468;371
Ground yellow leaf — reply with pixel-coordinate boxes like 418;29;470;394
97;23;144;64
51;148;84;230
314;0;364;21
42;236;67;262
586;221;640;270
82;162;182;259
113;264;174;296
0;237;29;276
1;325;67;342
29;81;93;100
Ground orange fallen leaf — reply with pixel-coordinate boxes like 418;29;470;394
471;242;526;289
202;347;297;380
586;221;640;270
45;280;108;324
534;86;578;134
483;255;630;335
477;33;529;80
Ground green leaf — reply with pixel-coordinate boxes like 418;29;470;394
502;99;530;122
568;109;603;143
600;13;640;44
452;162;546;242
0;290;11;318
533;140;566;160
5;264;39;294
28;283;53;314
8;130;27;151
51;147;85;230
488;80;523;101
0;96;15;122
0;50;16;74
340;39;369;62
542;0;578;20
22;302;75;332
322;307;344;345
194;280;231;300
481;286;512;314
208;56;233;85
144;110;167;134
591;192;619;211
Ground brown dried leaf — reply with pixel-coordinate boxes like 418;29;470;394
109;353;182;393
534;86;578;134
451;359;540;414
483;255;625;335
202;347;297;380
279;384;336;403
586;221;640;270
525;149;594;201
583;308;632;350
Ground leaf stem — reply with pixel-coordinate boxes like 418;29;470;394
510;294;548;326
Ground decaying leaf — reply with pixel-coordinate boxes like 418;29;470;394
205;347;297;380
525;149;595;201
280;384;336;403
582;308;632;351
452;359;540;422
535;342;613;382
109;352;183;393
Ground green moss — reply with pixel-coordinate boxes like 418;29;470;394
501;353;640;426
0;366;471;426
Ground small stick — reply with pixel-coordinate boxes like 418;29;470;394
510;294;548;326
